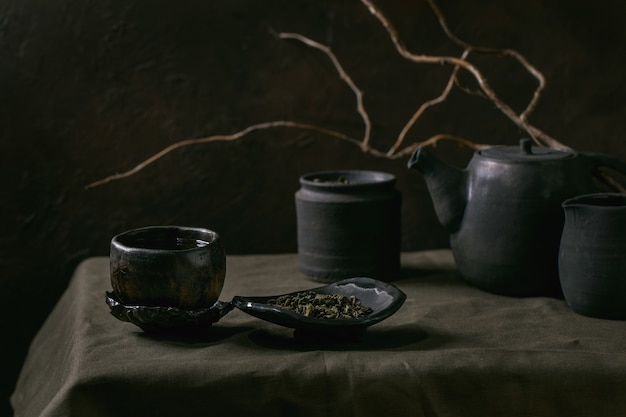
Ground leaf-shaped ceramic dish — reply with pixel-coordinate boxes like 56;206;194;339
232;277;406;337
106;291;234;334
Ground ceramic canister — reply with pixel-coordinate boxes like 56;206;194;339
295;170;401;283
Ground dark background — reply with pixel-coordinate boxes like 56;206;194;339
2;0;625;414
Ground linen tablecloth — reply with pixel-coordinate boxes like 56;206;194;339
11;251;626;417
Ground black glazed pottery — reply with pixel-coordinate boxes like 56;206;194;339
295;170;401;283
232;277;407;339
106;291;234;333
408;139;626;297
559;193;626;320
110;225;226;310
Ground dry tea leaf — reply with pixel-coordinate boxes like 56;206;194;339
312;175;350;184
268;292;372;319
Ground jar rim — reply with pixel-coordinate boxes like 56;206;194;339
300;170;396;188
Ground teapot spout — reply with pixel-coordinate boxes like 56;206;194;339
408;147;467;233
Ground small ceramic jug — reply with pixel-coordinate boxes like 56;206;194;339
559;193;626;319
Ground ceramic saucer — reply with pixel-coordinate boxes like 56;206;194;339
105;291;234;334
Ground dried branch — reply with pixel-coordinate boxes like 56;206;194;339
387;49;470;156
85;121;365;189
86;0;579;189
278;32;372;150
392;133;491;159
359;0;569;151
425;0;545;122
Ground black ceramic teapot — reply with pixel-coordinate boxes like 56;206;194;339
408;139;626;297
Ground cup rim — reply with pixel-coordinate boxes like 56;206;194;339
111;225;220;253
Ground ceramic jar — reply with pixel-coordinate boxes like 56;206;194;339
295;170;401;282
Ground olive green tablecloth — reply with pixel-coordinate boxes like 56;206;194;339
11;251;626;417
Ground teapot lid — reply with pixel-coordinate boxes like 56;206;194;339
480;139;575;161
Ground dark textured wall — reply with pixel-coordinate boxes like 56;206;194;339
2;0;626;414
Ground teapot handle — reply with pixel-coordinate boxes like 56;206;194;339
584;152;626;189
585;153;626;174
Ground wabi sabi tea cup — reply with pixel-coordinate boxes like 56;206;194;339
110;225;226;310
